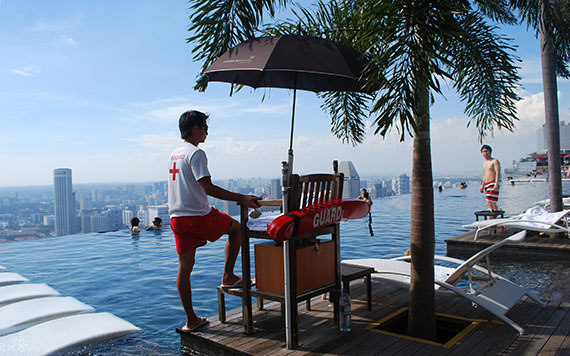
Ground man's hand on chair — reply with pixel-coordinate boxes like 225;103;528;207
241;195;262;209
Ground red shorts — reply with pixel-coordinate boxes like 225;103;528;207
170;208;233;255
484;181;499;202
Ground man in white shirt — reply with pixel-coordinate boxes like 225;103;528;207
168;110;260;332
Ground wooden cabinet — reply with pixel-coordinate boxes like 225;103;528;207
255;240;336;295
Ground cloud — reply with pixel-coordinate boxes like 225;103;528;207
9;67;39;77
147;105;191;123
124;93;291;124
519;57;543;84
238;102;291;114
30;16;83;32
55;34;77;46
515;90;545;130
124;132;179;158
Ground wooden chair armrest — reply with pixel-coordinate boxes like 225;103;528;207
257;200;282;207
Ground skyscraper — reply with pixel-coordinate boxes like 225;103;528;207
270;179;282;199
53;168;77;236
338;161;361;198
397;174;411;195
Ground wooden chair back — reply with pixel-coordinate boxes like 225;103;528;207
288;173;344;211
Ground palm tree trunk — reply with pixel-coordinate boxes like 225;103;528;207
407;78;436;340
541;0;563;212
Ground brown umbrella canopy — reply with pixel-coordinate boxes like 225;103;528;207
204;35;376;93
203;34;377;192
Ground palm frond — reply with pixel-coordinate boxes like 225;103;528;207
511;0;570;77
474;0;517;23
449;11;521;140
551;0;570;78
319;92;373;145
187;0;289;91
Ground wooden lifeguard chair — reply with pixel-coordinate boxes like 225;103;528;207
218;168;345;349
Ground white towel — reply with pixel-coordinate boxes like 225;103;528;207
246;214;281;231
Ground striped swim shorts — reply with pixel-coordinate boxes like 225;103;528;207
484;181;499;202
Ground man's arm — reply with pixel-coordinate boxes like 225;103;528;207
198;176;260;208
480;163;485;193
493;159;501;191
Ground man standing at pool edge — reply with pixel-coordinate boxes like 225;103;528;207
480;144;501;212
168;110;261;332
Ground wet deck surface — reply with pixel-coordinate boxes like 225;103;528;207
178;278;570;355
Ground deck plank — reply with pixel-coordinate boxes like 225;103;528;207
464;300;550;356
538;301;570;356
179;275;570;356
516;301;567;356
269;283;404;356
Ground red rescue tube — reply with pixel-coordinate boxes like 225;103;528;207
267;199;370;241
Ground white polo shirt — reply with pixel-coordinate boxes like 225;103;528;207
168;142;211;217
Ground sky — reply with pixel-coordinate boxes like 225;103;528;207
0;1;569;187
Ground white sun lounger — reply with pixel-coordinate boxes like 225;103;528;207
0;296;94;335
0;272;28;287
0;269;141;355
0;312;140;356
462;206;570;240
534;197;570;209
343;231;546;335
0;283;60;306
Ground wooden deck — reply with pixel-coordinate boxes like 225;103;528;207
178;279;570;355
446;228;570;259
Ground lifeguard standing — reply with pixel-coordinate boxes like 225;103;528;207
168;110;260;332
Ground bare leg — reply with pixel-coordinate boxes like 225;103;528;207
177;250;206;329
222;219;242;286
485;200;499;220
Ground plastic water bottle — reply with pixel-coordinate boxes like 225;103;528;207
339;289;351;332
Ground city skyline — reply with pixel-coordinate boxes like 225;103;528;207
0;162;425;241
1;1;569;187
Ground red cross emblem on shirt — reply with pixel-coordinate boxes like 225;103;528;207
169;162;180;181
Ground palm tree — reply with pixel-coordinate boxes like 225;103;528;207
188;0;521;341
510;0;570;212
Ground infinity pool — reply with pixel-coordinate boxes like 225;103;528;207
1;181;569;355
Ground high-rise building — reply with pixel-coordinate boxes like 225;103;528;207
270;179;282;199
79;197;92;211
122;210;134;228
53;168;77;236
91;213;110;233
147;205;169;226
338;161;361;198
80;210;93;233
396;174;411;195
221;200;240;217
107;208;124;230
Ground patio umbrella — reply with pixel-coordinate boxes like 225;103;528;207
203;34;377;186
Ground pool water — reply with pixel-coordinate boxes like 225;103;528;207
1;181;569;355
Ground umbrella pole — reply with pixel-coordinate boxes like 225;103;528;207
284;77;297;349
287;79;297;175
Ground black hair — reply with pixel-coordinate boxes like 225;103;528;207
179;110;209;140
481;144;492;153
153;217;162;224
131;217;140;226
